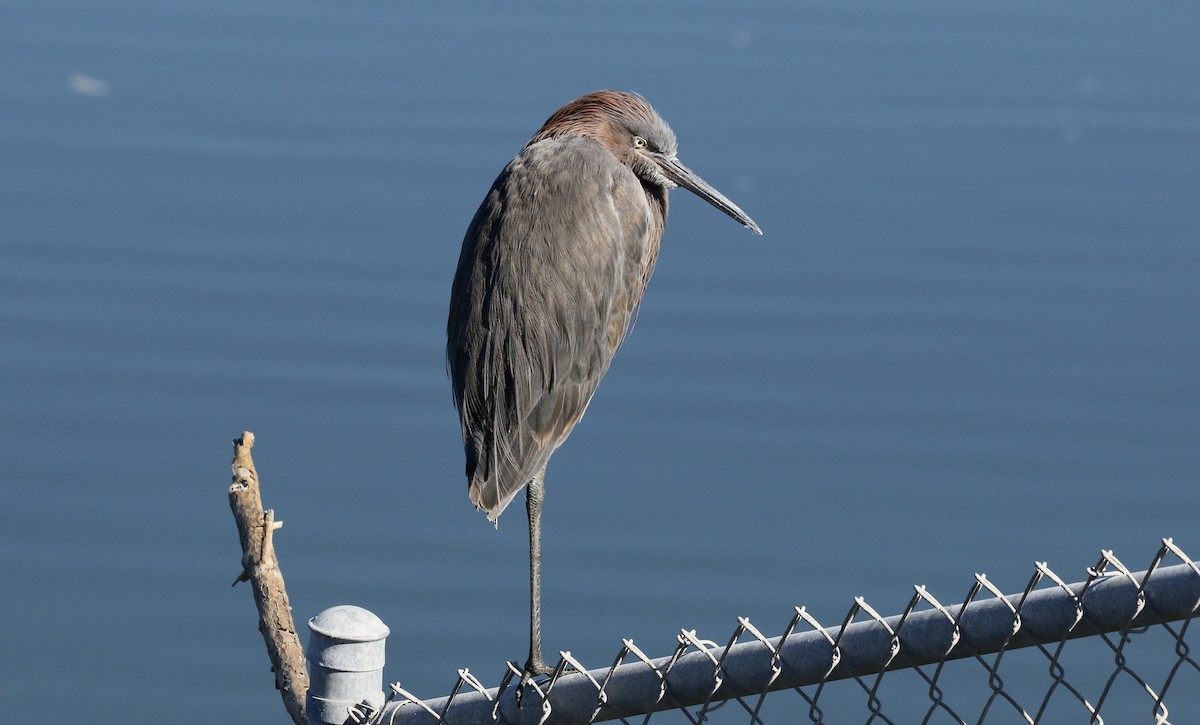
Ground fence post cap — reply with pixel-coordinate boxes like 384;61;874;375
308;605;390;643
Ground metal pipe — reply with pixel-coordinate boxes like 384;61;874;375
375;561;1199;724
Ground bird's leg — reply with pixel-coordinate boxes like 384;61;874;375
524;467;553;677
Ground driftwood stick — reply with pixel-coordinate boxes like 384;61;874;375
228;431;309;725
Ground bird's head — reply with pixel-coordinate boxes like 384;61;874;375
528;90;762;235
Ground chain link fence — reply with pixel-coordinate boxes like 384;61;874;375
339;538;1200;724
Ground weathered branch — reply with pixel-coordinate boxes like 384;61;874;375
228;431;309;725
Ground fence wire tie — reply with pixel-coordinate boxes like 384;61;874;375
504;660;554;725
678;628;725;697
1102;549;1139;586
388;682;441;721
558;649;609;721
358;680;401;725
701;618;761;716
894;587;922;634
777;607;803;643
591;645;630;724
716;619;750;675
663;636;689;676
430;667;492;723
456;668;491;699
793;605;841;679
437;669;471;721
664;629;714;676
1015;568;1045;616
855;597;900;664
1163;537;1200;579
1145;541;1172;582
1090;549;1135;585
914;585;962;654
698;625;747;719
653;637;700;718
834;600;863;650
1102;549;1148;620
674;628;725;718
343;700;376;725
1142;541;1187;620
1037;561;1085;632
976;574;1022;637
776;606;835;721
738;616;783;687
489;662;519;720
955;578;987;631
972;575;1017;643
544;654;571;693
618;638;667;705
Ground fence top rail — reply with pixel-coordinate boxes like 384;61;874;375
368;545;1199;725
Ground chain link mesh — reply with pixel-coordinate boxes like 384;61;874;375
371;538;1200;724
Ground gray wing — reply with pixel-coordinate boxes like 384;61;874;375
447;135;661;522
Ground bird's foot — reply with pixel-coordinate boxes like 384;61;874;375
522;656;555;682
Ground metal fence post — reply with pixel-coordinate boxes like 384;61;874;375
306;605;390;725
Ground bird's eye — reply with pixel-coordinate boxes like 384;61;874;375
632;135;648;150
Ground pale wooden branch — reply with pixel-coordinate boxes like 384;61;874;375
228;431;309;725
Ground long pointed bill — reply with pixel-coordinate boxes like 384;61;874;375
654;154;763;235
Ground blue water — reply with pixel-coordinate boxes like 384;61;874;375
3;1;1198;721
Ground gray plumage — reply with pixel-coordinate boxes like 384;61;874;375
446;90;760;675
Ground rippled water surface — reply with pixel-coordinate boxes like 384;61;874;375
3;1;1199;721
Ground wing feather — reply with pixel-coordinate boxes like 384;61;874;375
446;136;659;521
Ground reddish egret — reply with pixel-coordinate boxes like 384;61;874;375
447;90;761;676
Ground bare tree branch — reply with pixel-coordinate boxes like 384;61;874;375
228;431;308;725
